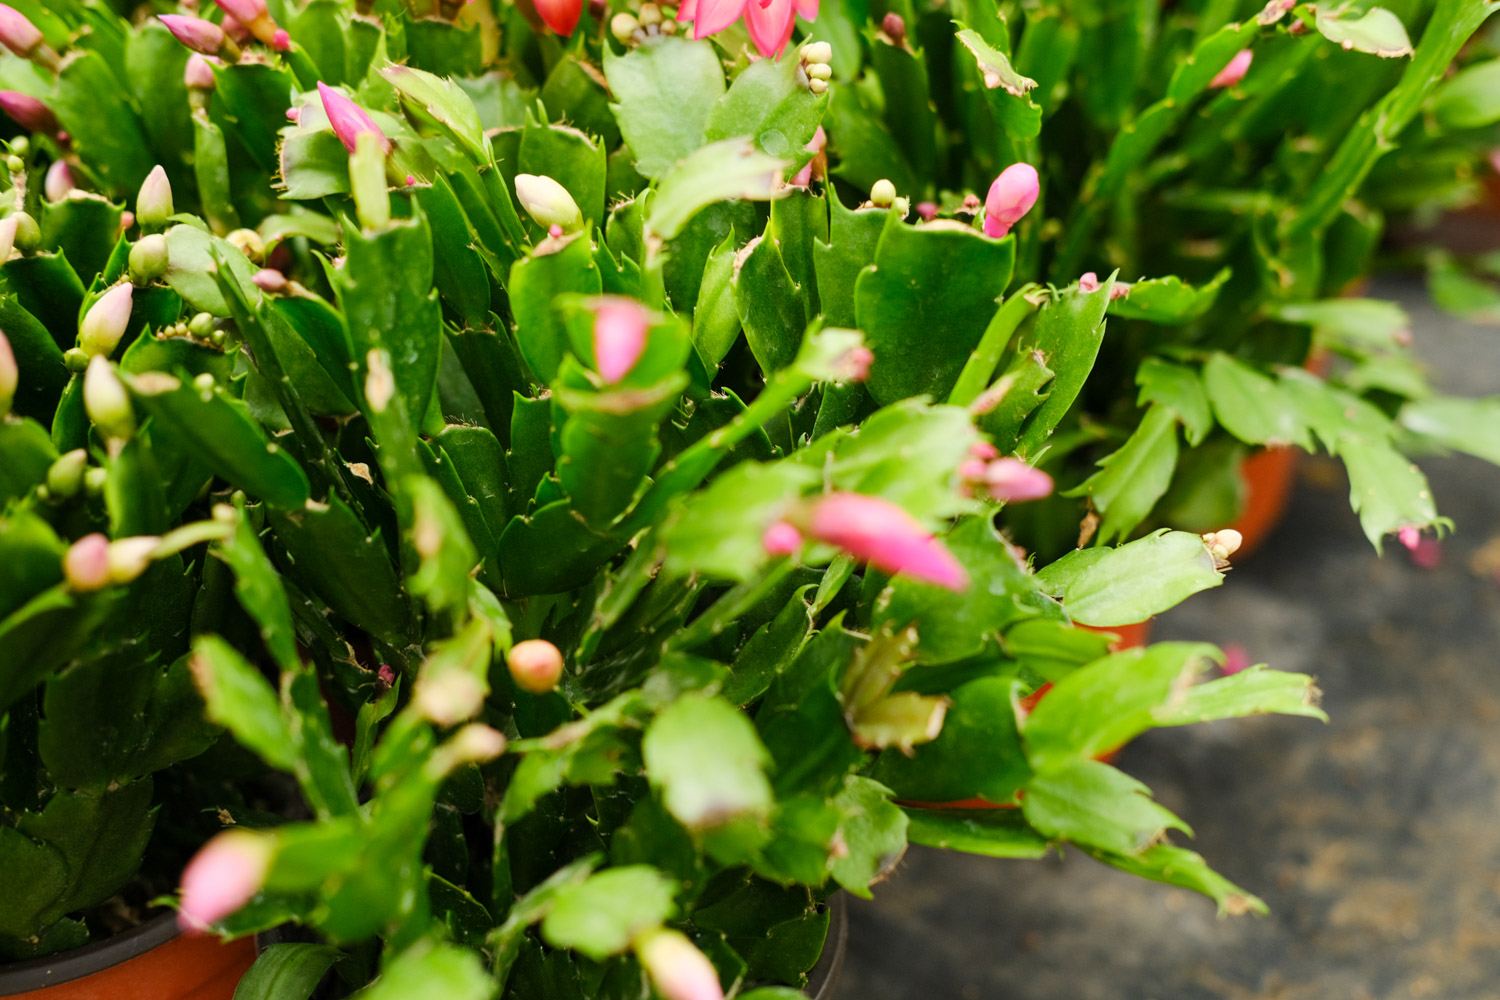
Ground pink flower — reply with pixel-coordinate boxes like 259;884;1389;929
158;14;225;55
317;82;390;156
1209;49;1252;89
677;0;816;58
534;0;583;35
636;929;725;1000
0;91;57;136
762;521;804;555
983;163;1038;239
0;5;42;57
808;492;968;590
178;830;273;933
592;297;650;383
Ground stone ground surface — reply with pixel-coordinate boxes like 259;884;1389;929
836;274;1500;1000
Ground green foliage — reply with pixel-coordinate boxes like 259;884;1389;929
0;0;1488;989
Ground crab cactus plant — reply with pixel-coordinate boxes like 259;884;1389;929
0;0;1495;995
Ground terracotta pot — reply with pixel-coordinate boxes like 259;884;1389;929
1226;445;1298;560
0;914;256;1000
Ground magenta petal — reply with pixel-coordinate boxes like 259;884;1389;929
809;493;968;590
744;0;795;58
317;82;389;156
677;0;698;21
593;298;650;383
984;162;1039;240
692;0;748;38
795;0;818;20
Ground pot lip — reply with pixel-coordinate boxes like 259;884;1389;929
0;911;181;995
805;893;847;1000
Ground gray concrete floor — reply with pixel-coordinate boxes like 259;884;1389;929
839;275;1500;999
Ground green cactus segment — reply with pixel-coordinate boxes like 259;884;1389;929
163;224;262;317
335;211;444;434
1012;279;1112;457
1087;843;1267;917
1108;269;1229;325
0;297;66;420
1023;757;1191;855
734;234;805;376
50;53;155;198
1064;403;1179;544
509;235;602;384
605;37;726;180
1036;530;1223;627
856;217;1015;406
519;118;608;233
954;26;1042;139
40;196;122;286
414;175;492;330
1312;6;1413;57
646;137;789;244
704;47;827;165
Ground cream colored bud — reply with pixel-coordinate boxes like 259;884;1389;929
507;639;564;694
514;174;583;233
869;178;896;207
808;77;829;95
611;12;639;40
802;41;832;64
1202;528;1243;561
806;62;833;81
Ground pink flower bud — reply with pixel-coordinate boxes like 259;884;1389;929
808;492;968;590
983;163;1039;239
63;533;112;592
1221;643;1250;676
1406;533;1443;570
136;165;174;227
0;5;42;56
592;297;650;383
1078;271;1099;293
83;356;134;439
0;91;57;136
0;328;15;416
377;663;396;688
982;458;1053;503
762;521;803;556
43;159;72;203
1209;49;1252;89
915;201;938;221
534;0;584;35
220;13;250;42
515;173;583;232
405;173;416;186
881;11;906;44
285;106;300;123
211;0;280;44
0;215;16;264
836;344;873;382
185;54;218;91
252;268;287;293
968;441;999;461
507;639;564;694
316;82;390;156
636;929;724;1000
158;14;225;55
548;224;563;238
271;28;289;50
956;458;988;481
178;830;273;933
79;283;134;357
1397;525;1420;551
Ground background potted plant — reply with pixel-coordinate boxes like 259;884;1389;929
0;0;1497;997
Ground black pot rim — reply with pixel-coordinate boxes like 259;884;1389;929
0;912;181;997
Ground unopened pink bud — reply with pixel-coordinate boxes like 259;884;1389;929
158;14;225;55
548;223;564;238
636;929;724;1000
534;0;584;35
1209;49;1252;89
178;830;273;933
983;163;1039;239
79;283;134;357
213;0;268;23
809;492;968;590
316;82;389;156
378;663;396;686
957;458;988;481
968;441;999;461
63;533;112;592
136;165;174;227
982;458;1053;503
0;91;57;136
252;268;287;293
0;5;42;56
43;159;72;202
916;201;938;221
185;54;218;91
837;344;873;382
271;28;289;50
1397;525;1420;551
881;11;906;44
1078;272;1099;293
285;106;300;123
220;13;250;42
593;297;650;383
762;521;803;556
1221;643;1250;676
405;173;416;186
0;328;15;416
507;639;564;694
1407;533;1442;570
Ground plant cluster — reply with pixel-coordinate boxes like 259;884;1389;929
0;0;1496;998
